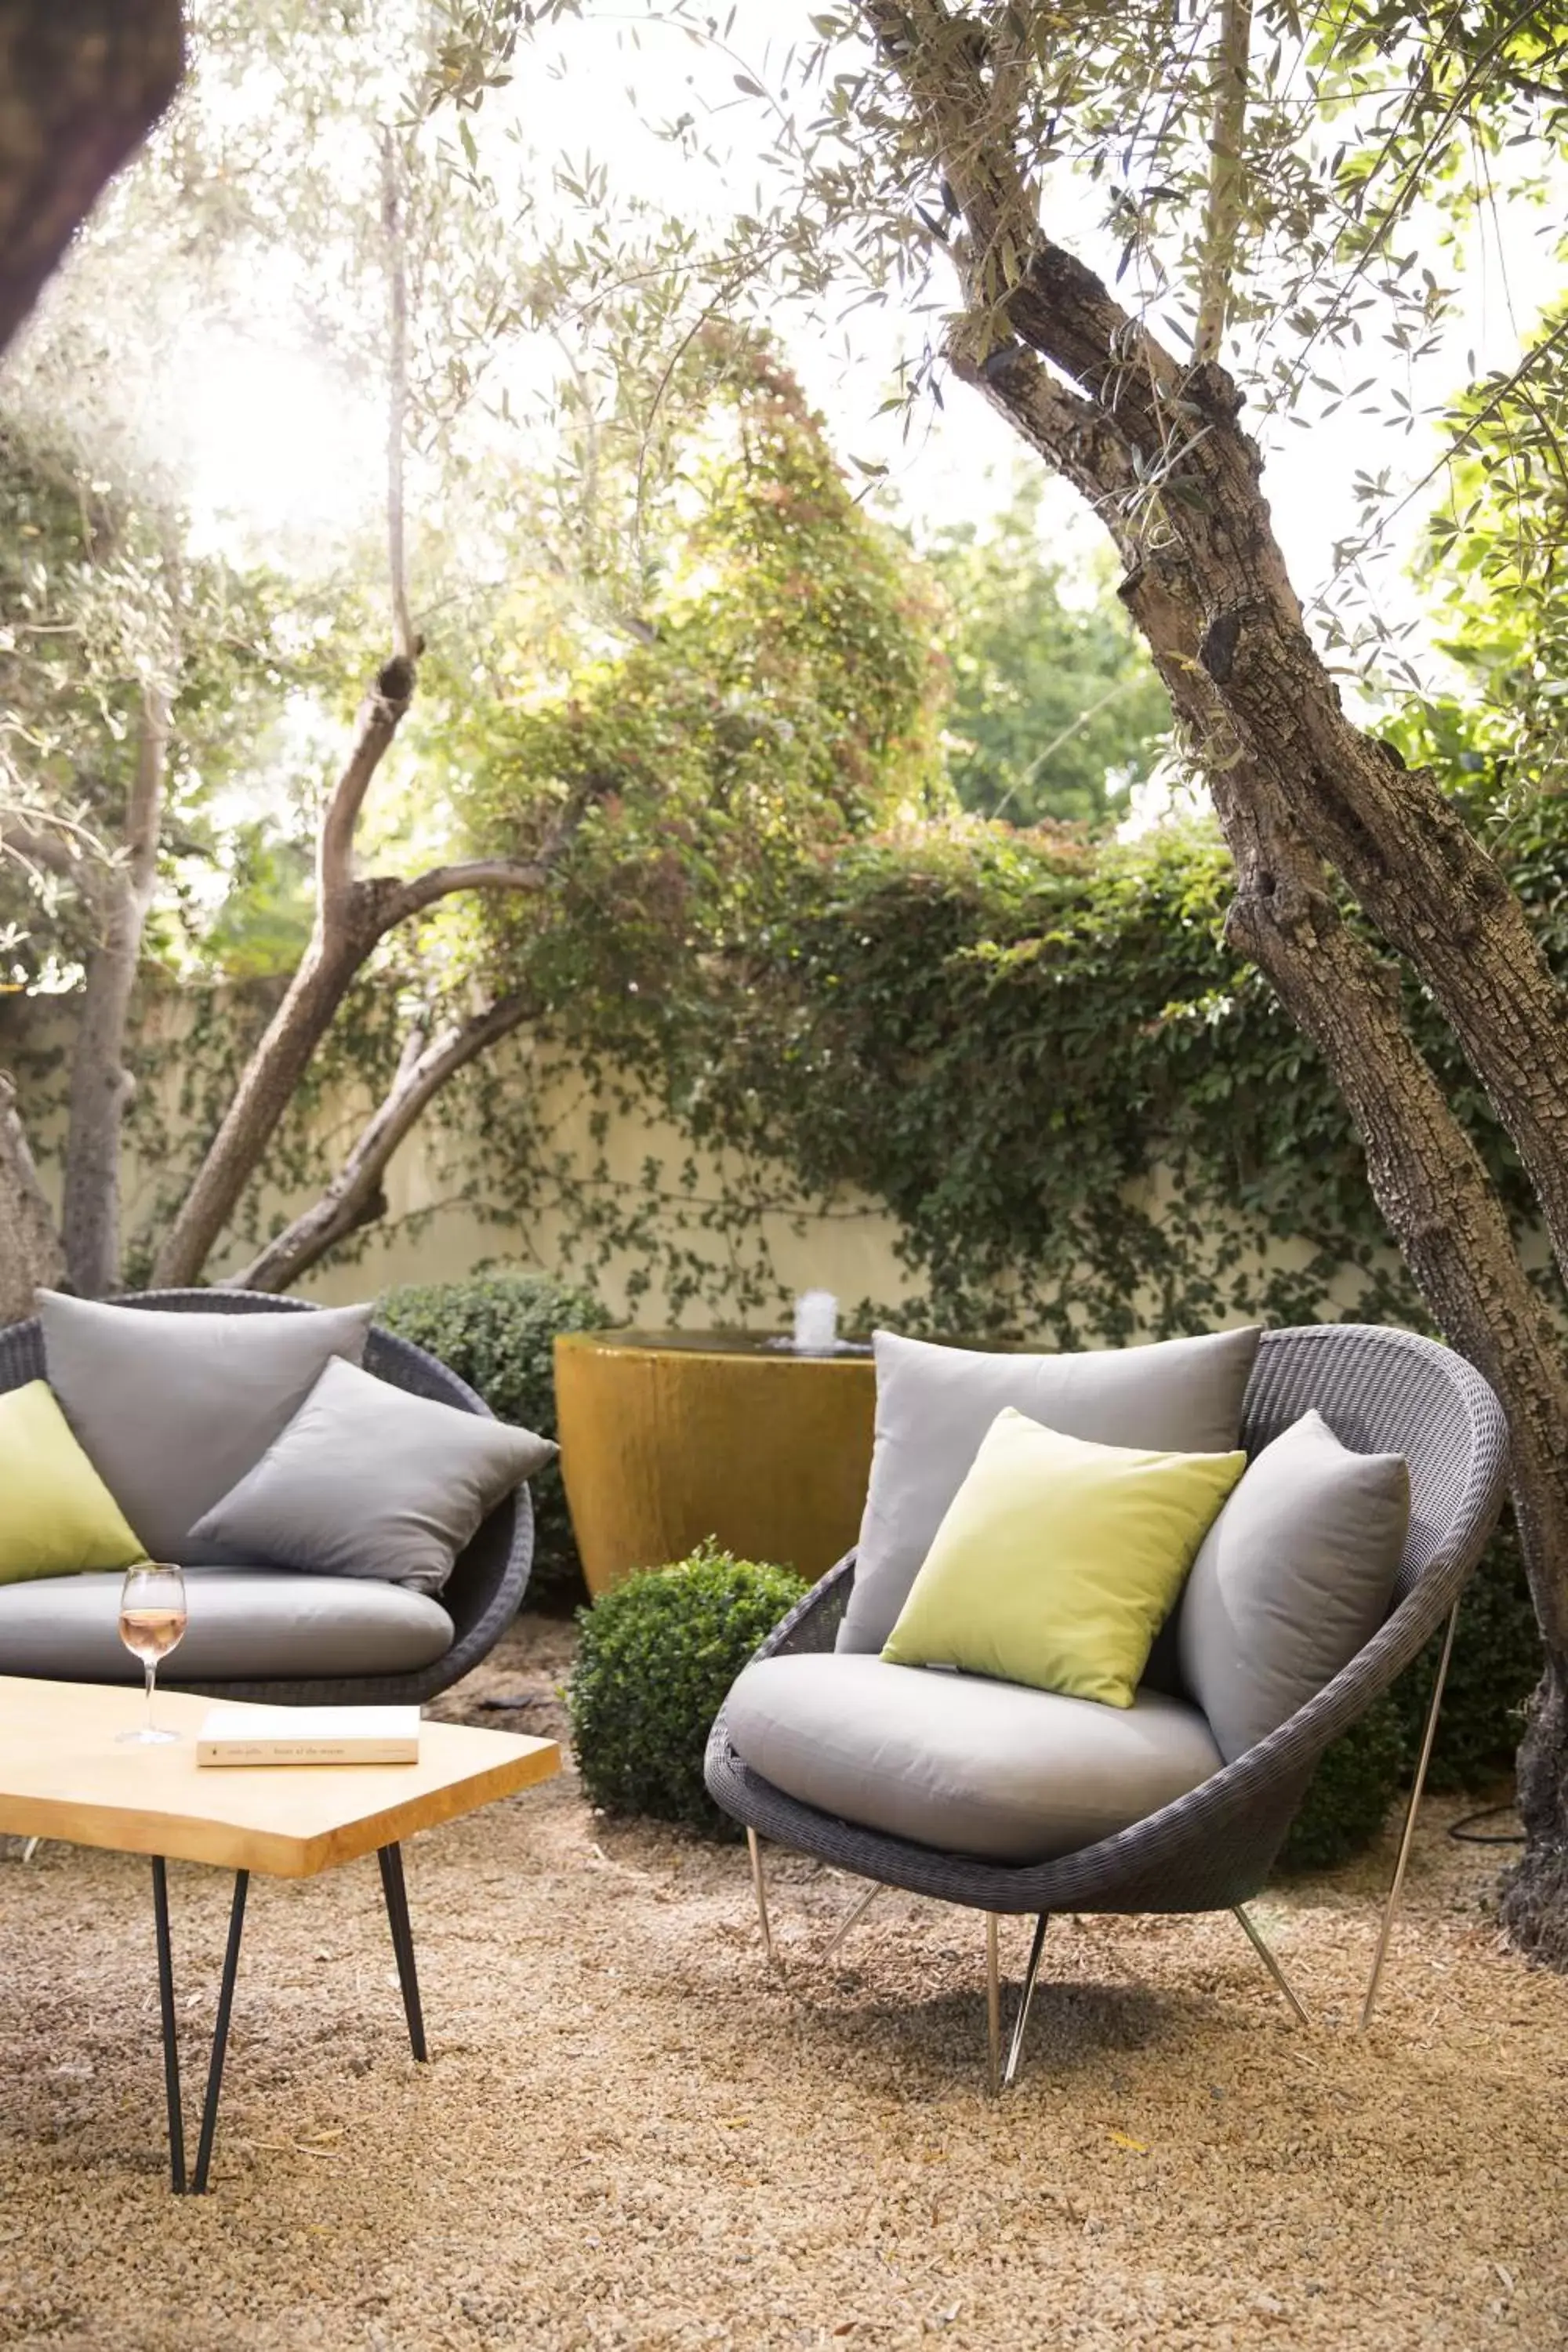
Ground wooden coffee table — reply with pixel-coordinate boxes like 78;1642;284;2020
0;1675;559;2194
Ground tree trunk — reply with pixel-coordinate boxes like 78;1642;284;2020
863;0;1568;1948
0;1072;62;1317
223;993;531;1293
0;1;183;356
1503;1653;1568;1965
61;681;169;1295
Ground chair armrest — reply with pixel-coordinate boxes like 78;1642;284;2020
753;1552;857;1662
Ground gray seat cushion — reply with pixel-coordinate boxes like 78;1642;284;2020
38;1292;373;1565
1179;1408;1410;1762
838;1324;1262;1654
188;1356;556;1597
0;1566;453;1682
724;1651;1223;1864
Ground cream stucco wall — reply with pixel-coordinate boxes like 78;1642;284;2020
5;993;1405;1333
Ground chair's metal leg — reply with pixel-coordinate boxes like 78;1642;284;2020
20;1836;40;1864
1233;1903;1312;2027
191;1870;248;2195
746;1828;775;1964
821;1878;884;1963
150;1857;186;2194
1360;1596;1461;2033
1002;1912;1051;2087
377;1843;427;2062
985;1915;1001;2096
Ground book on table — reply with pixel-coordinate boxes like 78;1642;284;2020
196;1704;421;1767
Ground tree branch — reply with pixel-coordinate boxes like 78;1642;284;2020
0;1067;62;1318
1193;0;1254;365
382;124;416;663
0;2;183;357
222;993;532;1294
63;674;170;1294
379;855;554;927
317;652;417;905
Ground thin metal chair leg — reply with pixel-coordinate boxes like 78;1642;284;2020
1003;1913;1051;2087
985;1915;1001;2096
151;1857;186;2194
377;1843;427;2061
746;1828;774;1964
1360;1596;1461;2033
1233;1903;1312;2027
191;1870;249;2195
822;1878;884;1963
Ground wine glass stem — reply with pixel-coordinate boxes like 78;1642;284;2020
145;1659;157;1735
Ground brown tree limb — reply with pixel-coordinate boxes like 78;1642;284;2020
382;125;416;663
0;1068;61;1318
222;993;532;1294
379;855;556;927
1193;0;1254;365
0;2;183;358
318;655;416;905
62;676;170;1294
151;727;601;1289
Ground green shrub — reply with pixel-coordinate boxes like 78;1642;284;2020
569;1541;808;1837
376;1272;614;1597
1279;1695;1407;1872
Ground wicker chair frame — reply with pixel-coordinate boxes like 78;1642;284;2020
705;1324;1510;2067
0;1287;533;1705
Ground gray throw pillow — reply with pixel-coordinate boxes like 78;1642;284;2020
837;1323;1262;1654
187;1356;557;1595
38;1290;374;1563
1178;1408;1409;1762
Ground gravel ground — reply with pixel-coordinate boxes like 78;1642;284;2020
2;1615;1565;2352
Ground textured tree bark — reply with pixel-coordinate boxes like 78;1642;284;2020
0;1073;62;1318
0;1;183;356
863;0;1568;1949
1503;1653;1568;1964
223;992;531;1294
61;681;169;1295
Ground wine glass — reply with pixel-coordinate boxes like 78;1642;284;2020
117;1563;187;1745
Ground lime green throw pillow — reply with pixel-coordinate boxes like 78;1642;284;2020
0;1381;147;1584
881;1408;1247;1708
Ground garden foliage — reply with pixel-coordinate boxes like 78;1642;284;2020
568;1542;808;1838
376;1273;613;1595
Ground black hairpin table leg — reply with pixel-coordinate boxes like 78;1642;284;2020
377;1844;426;2062
191;1870;249;2195
150;1857;186;2194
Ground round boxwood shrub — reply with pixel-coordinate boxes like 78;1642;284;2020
569;1541;808;1838
376;1272;614;1597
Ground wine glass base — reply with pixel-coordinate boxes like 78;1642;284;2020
117;1726;181;1746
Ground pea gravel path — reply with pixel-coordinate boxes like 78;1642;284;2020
2;1615;1565;2352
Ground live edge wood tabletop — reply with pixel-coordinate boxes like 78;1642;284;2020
0;1673;561;1878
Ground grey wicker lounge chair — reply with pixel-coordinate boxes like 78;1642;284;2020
0;1287;533;1705
705;1323;1510;2086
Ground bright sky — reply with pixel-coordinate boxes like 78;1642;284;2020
140;4;1566;699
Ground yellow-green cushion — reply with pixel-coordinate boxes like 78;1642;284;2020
881;1408;1247;1708
0;1381;147;1584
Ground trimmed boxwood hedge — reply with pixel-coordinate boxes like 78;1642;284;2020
569;1542;808;1838
376;1272;613;1597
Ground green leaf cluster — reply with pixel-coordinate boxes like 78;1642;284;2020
568;1543;808;1838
